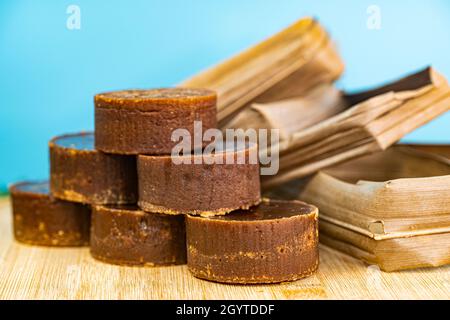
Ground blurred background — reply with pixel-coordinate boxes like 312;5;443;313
1;0;449;193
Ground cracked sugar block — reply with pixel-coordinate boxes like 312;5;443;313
186;199;319;284
9;181;90;247
137;143;261;216
50;132;137;205
94;88;217;155
90;205;186;266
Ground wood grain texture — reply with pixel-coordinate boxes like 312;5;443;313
0;198;448;300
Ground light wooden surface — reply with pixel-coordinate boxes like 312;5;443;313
0;197;449;300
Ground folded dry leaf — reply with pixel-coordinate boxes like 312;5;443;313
299;146;450;271
262;67;450;189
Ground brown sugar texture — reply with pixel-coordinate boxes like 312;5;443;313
94;88;217;155
10;181;91;247
90;205;186;266
137;143;261;216
50;132;138;205
186;199;319;284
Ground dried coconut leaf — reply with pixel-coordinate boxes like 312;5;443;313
227;85;345;140
320;220;450;272
271;145;450;271
262;67;450;188
300;146;450;236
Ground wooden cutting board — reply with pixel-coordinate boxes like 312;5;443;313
0;197;448;300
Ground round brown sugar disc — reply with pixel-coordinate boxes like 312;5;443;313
9;181;90;247
50;132;137;205
186;199;319;284
94;88;217;155
137;143;261;216
90;205;186;266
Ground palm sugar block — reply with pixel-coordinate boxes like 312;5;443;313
137;143;261;216
90;205;186;266
186;199;319;284
50;132;137;205
94;88;217;155
9;181;90;247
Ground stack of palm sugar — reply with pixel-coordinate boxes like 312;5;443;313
9;86;320;284
92;88;319;283
90;88;217;266
9;16;329;284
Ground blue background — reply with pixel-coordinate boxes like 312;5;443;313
1;0;449;192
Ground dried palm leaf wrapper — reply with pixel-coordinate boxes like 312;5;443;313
299;146;450;271
319;220;450;272
227;85;346;140
180;17;344;127
262;67;450;189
